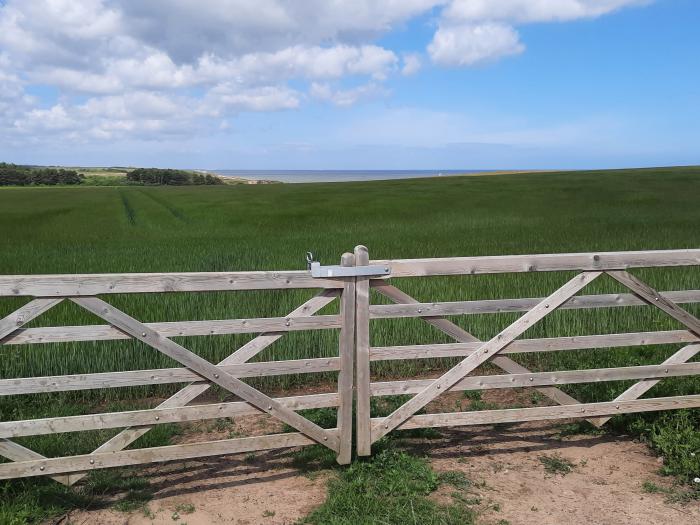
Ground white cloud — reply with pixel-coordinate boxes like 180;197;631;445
428;23;524;66
430;0;647;68
401;53;422;75
443;0;648;24
0;0;651;146
310;82;388;106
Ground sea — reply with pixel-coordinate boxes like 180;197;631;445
211;169;493;183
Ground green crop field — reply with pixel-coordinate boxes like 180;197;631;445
1;166;700;521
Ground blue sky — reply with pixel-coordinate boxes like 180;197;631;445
0;0;698;170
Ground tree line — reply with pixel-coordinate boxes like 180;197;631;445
0;163;84;186
126;168;223;185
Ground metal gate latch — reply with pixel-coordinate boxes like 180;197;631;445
306;252;391;278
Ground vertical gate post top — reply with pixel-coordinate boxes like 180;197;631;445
354;245;369;264
341;252;355;266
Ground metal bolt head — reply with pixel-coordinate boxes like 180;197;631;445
40;466;45;471
323;436;328;441
529;377;534;382
615;404;620;409
141;332;147;337
436;384;441;389
384;424;389;429
214;374;219;379
581;408;586;413
155;416;160;421
417;308;422;313
267;405;272;410
90;459;95;465
664;368;669;373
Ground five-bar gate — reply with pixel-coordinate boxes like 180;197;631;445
1;246;700;482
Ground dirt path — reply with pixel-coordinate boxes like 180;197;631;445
62;418;700;525
64;448;327;525
423;422;700;525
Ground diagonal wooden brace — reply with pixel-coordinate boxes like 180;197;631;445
590;270;700;426
371;271;602;442
71;297;338;450
63;290;338;485
372;283;597;424
0;298;70;484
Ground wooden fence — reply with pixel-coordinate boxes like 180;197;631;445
353;246;700;455
0;254;357;484
1;247;700;483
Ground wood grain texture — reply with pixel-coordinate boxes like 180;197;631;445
0;393;339;438
368;289;700;320
0;433;315;480
71;297;338;450
354;245;372;456
372;394;700;436
336;253;356;464
0;271;342;296
372;249;700;277
370;272;601;442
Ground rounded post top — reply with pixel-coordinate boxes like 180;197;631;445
340;252;355;266
353;245;369;265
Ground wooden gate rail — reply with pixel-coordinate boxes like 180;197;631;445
0;255;356;483
355;246;700;454
3;246;700;483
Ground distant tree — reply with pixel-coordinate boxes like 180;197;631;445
0;164;84;186
126;168;223;185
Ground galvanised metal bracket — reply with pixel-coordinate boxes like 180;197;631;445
306;252;391;278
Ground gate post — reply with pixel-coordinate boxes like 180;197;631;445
336;252;356;464
354;245;372;456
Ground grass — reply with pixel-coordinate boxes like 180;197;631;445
1;166;700;521
301;448;476;525
538;454;576;476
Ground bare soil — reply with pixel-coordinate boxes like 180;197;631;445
60;387;700;525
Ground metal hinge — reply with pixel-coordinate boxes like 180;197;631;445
306;252;390;278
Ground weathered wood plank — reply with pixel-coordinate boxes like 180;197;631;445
369;330;699;361
66;290;339;485
372;394;700;436
3;314;341;345
0;271;342;297
0;439;70;485
590;344;700;426
372;249;700;277
369;353;700;396
0;358;341;396
372;283;593;423
607;271;700;337
0;433;315;480
368;289;700;320
0;298;63;341
0;393;339;438
354;245;372;457
336;253;356;465
71;297;338;450
370;272;602;442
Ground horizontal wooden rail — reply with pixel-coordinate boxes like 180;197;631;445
373;394;700;436
370;330;699;361
0;432;316;480
0;271;343;297
371;249;700;277
0;358;340;396
0;392;339;439
370;357;700;396
2;314;341;346
368;289;700;319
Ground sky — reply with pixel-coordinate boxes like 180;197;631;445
0;0;698;170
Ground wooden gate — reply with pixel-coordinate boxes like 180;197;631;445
2;247;700;482
0;253;356;483
353;246;700;455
